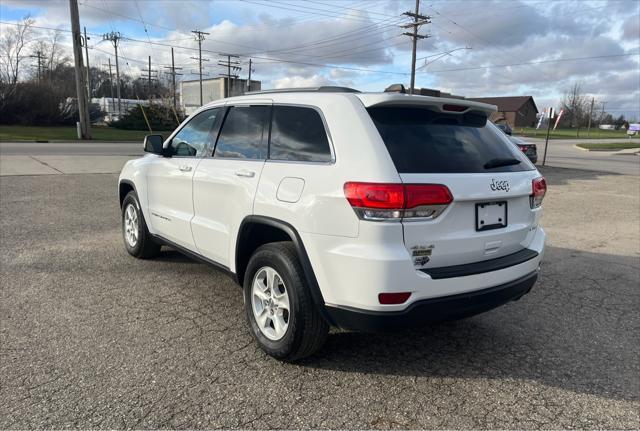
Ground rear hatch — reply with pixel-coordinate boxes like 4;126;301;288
364;97;540;269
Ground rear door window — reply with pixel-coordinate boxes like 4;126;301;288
367;107;532;173
269;106;332;162
214;105;270;159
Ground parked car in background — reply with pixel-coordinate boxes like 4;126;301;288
495;122;513;135
508;136;538;164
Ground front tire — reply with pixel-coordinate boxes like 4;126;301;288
244;242;329;361
122;191;161;259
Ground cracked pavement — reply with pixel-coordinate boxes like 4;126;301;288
1;167;638;429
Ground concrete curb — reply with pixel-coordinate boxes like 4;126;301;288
573;144;640;154
613;148;640;156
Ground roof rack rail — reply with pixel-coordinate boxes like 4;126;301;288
245;86;360;95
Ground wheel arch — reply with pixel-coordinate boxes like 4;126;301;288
235;215;332;324
118;180;136;208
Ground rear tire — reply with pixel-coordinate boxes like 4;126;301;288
244;242;329;361
122;191;161;259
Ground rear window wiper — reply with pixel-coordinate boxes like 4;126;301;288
483;158;521;169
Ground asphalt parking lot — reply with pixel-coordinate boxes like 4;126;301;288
1;167;638;429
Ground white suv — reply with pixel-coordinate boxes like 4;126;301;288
118;87;546;361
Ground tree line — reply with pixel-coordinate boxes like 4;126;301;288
560;82;629;130
1;16;180;128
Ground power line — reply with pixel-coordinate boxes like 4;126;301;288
117;34;408;75
300;0;401;19
422;52;640;74
80;1;177;33
238;0;397;24
235;17;403;57
256;34;406;64
2;21;636;81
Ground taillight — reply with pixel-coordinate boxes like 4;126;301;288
517;144;527;153
531;177;546;208
344;182;452;221
379;292;411;304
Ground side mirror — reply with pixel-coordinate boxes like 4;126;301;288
143;134;164;155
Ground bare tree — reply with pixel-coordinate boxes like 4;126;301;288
30;29;70;81
561;82;589;128
43;29;67;73
0;16;35;84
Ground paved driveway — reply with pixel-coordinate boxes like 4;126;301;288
0;168;638;428
521;137;640;175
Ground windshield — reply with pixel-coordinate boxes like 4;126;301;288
368;107;534;174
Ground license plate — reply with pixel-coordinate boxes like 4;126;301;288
476;201;507;231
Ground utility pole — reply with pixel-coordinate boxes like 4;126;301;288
69;0;92;139
191;29;209;106
107;58;115;113
218;54;241;98
586;97;595;137
83;26;91;99
402;0;430;94
141;56;158;99
164;47;182;110
599;101;607;125
29;51;44;83
164;47;183;111
103;31;122;114
247;58;253;92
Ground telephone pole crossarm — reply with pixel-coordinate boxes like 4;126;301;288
402;32;429;39
400;20;431;28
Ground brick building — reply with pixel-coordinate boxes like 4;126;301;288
468;96;538;127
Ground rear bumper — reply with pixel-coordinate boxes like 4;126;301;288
324;270;538;331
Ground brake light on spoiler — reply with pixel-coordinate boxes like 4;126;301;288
344;182;453;221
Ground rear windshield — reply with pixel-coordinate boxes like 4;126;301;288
367;107;533;173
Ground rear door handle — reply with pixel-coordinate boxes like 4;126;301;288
235;169;255;178
179;165;192;172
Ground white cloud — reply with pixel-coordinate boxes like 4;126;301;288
272;74;335;88
622;14;639;40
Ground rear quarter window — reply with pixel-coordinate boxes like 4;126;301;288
368;107;533;173
269;106;332;162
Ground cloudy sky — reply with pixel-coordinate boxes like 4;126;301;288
1;0;639;118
